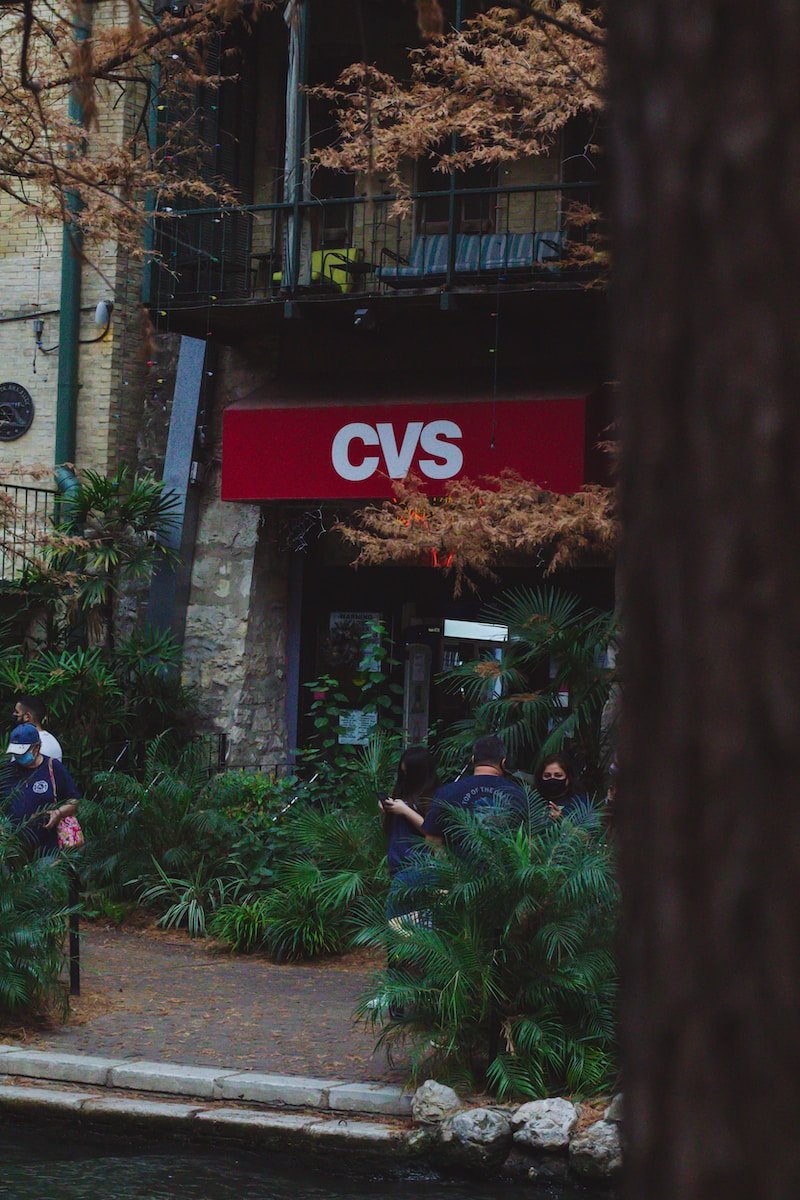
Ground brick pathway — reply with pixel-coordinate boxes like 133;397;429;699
1;923;405;1082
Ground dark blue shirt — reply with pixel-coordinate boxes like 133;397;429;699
386;809;427;876
421;774;528;843
3;756;80;853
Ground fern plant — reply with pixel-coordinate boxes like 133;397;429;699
440;585;617;784
78;738;240;903
211;733;395;960
353;803;618;1099
0;819;73;1016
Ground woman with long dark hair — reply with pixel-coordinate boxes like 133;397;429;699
380;744;439;879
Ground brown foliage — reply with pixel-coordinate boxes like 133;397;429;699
313;4;604;198
0;0;273;250
336;472;617;595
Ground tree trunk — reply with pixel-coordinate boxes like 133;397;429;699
608;4;800;1198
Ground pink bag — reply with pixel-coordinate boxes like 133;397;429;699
48;759;85;850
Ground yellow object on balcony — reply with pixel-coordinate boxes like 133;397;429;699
312;248;363;293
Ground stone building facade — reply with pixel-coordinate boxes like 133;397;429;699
2;0;611;769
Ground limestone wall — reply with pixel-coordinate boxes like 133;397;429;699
181;342;290;770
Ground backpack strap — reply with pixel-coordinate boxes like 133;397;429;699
47;757;57;802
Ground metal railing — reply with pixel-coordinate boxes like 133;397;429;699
66;731;228;787
0;485;58;581
150;180;600;310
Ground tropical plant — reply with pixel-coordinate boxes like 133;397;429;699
301;619;403;771
211;733;396;959
0;626;193;755
135;858;250;939
440;586;617;786
78;739;236;903
0;819;74;1017
41;466;180;648
354;803;617;1099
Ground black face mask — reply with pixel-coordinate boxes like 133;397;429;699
539;776;569;801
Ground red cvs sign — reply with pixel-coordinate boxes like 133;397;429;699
222;399;588;501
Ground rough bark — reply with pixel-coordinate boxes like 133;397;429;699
609;3;800;1198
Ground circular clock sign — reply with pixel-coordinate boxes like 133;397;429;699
0;383;34;441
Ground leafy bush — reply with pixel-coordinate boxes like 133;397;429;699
135;859;250;939
0;820;73;1016
354;803;618;1099
78;741;262;908
441;586;617;785
0;628;194;759
211;734;395;959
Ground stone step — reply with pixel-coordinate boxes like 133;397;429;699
0;1045;411;1117
0;1079;406;1156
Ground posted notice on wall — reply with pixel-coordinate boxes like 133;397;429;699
338;708;379;746
329;611;381;672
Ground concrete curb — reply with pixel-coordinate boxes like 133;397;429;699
0;1045;412;1117
0;1080;408;1157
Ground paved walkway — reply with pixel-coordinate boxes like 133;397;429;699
1;924;404;1082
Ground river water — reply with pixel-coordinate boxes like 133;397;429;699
0;1126;594;1200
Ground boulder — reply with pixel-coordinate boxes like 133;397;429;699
604;1092;624;1124
511;1097;579;1151
412;1080;462;1125
404;1125;440;1156
503;1150;569;1182
438;1107;513;1170
569;1119;623;1179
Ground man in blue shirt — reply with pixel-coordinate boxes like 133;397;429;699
3;723;81;853
421;734;527;847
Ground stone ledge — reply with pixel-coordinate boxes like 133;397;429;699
108;1060;238;1100
0;1082;404;1156
328;1082;412;1117
217;1072;343;1109
0;1047;119;1086
0;1045;410;1117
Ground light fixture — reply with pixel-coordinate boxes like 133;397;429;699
353;306;376;332
94;299;113;327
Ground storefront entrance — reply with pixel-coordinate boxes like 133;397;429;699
293;535;614;752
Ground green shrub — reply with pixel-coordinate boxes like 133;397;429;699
440;586;617;786
78;740;227;902
210;734;394;959
354;803;618;1099
0;820;73;1016
135;859;250;939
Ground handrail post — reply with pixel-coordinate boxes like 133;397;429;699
445;0;464;294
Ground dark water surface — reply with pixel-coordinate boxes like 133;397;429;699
0;1125;595;1200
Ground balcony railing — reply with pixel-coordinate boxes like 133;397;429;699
0;484;57;582
149;181;600;311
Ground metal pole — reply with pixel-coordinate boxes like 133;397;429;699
54;2;92;467
141;62;161;307
444;0;464;295
68;866;80;997
290;0;310;298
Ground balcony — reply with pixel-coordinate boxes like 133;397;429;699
148;180;601;333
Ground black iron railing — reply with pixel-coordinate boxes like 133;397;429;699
66;731;228;788
149;180;600;310
0;485;58;581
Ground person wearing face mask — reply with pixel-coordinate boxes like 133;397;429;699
12;695;62;762
3;723;80;854
535;753;592;823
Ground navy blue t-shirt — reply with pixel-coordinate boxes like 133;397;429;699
386;809;427;876
3;756;80;852
421;774;528;843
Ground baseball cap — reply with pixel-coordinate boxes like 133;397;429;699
6;723;40;756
